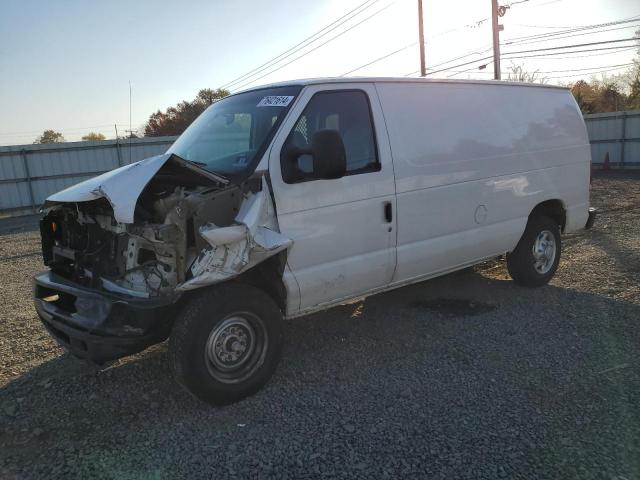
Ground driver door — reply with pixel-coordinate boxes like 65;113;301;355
268;83;397;314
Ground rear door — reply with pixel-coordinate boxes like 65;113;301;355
267;83;397;313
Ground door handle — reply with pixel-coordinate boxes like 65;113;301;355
384;202;393;223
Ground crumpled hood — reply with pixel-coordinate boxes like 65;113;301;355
45;153;171;224
44;153;225;224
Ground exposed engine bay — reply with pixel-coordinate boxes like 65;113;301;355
40;154;291;299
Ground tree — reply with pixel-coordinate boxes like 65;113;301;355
507;62;548;84
627;70;640;110
567;28;640;113
195;88;229;106
594;81;626;112
570;80;596;113
34;130;65;144
81;132;106;141
144;88;229;137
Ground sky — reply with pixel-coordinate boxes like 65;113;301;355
0;0;638;145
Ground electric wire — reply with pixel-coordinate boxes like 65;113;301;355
219;0;381;90
341;42;417;76
228;1;396;92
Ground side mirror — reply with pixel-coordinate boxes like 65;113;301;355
311;129;346;180
281;129;346;182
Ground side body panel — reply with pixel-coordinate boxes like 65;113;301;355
375;82;590;284
268;83;397;315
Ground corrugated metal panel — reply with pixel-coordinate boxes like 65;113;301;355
590;143;620;164
0;152;27;180
625;140;640;163
0;137;175;215
584;110;640;166
585;116;622;141
0;181;31;211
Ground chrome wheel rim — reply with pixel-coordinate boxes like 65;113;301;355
532;230;556;274
204;313;267;384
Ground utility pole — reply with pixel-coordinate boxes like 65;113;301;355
418;0;426;76
491;0;501;80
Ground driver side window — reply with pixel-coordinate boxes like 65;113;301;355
281;90;380;182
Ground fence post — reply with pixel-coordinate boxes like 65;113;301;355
20;149;37;213
115;138;123;167
620;112;627;169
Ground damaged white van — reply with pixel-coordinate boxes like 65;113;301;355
34;78;595;404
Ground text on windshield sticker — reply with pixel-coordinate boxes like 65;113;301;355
257;96;294;107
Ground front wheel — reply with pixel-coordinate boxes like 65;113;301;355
507;215;561;287
169;283;283;405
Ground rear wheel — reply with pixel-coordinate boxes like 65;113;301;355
169;283;283;405
507;215;561;287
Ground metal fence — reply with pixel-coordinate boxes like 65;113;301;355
584;110;640;167
0;136;176;217
1;110;639;218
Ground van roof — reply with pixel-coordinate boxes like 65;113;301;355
235;76;568;94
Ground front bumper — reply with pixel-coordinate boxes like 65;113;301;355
34;271;179;363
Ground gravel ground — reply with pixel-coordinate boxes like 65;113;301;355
1;172;639;479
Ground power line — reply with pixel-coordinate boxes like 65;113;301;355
523;62;634;74
502;15;640;43
219;0;381;90
426;62;635;80
545;64;634;79
512;23;589;29
405;43;637;78
501;36;640;55
503;44;639;60
464;0;563;30
446;66;483;78
422;37;639;77
502;22;640;47
229;1;396;92
423;16;640;75
504;0;531;6
506;45;637;60
423;46;494;71
396;3;589;78
341;42;417;76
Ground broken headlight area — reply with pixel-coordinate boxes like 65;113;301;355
40;168;291;299
41;178;244;298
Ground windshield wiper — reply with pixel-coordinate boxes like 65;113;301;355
170;154;229;185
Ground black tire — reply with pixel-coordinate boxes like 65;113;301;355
507;215;561;287
169;282;283;405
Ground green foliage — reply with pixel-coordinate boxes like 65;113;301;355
81;132;106;141
34;130;65;144
144;88;230;137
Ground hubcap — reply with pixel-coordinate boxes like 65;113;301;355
532;230;556;274
204;313;267;384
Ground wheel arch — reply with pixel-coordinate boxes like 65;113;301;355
232;250;288;313
529;199;567;232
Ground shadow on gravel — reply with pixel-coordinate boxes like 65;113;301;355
591;228;640;276
411;298;497;317
2;268;640;478
0;214;40;236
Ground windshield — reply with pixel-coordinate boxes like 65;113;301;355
167;86;302;179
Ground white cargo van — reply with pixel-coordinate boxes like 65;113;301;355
35;78;595;404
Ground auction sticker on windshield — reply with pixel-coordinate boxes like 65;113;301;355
257;96;294;107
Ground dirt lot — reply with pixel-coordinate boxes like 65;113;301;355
1;172;639;479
